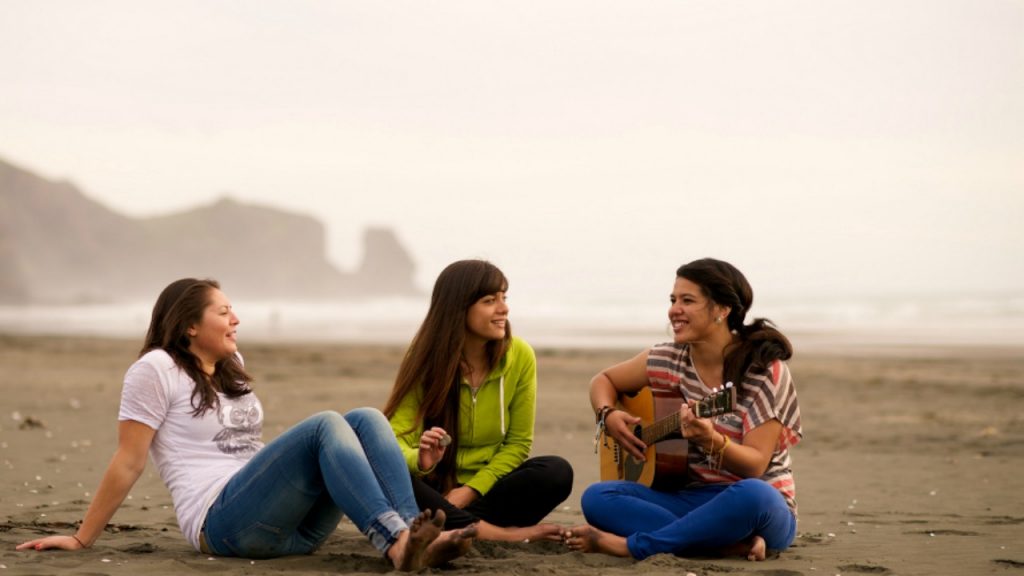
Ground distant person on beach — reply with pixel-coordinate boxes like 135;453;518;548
563;258;801;561
16;278;474;570
383;259;573;542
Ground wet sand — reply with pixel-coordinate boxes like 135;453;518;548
1;334;1022;575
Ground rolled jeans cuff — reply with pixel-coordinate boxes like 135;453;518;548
363;510;409;553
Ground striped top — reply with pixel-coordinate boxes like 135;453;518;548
646;342;802;514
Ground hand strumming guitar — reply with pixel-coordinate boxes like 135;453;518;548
604;409;647;462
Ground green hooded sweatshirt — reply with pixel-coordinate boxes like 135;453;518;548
388;336;536;496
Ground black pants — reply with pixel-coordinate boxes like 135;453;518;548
410;455;573;529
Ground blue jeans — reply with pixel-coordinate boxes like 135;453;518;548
203;408;421;558
581;478;796;559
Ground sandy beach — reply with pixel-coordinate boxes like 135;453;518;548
1;333;1022;576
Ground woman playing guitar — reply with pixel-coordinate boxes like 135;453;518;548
563;258;802;561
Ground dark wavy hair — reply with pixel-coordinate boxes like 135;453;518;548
383;259;511;493
140;278;252;416
676;258;792;387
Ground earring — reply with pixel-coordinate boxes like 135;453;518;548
715;316;722;324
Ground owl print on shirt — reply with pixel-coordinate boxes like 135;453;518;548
213;395;264;456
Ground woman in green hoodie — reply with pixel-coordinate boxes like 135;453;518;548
383;259;573;542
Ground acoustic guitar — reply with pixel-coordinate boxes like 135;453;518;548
598;383;736;490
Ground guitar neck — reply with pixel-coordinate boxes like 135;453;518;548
639;396;724;445
641;412;683;445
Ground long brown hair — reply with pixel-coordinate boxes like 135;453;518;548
676;258;792;387
141;278;252;416
383;260;511;492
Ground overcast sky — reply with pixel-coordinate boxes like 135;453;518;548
2;1;1022;308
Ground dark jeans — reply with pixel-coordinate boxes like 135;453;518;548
411;455;573;529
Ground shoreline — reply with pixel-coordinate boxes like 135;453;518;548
3;328;1023;357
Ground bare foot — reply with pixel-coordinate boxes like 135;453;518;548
475;521;564;543
746;535;766;561
390;509;445;571
522;523;565;543
719;534;767;561
562;524;630;557
422;522;477;567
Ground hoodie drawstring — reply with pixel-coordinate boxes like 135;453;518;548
499;374;505;435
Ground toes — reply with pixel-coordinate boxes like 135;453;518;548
410;509;428;530
431;508;446;528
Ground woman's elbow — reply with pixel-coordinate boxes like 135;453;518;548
742;459;772;479
729;451;772;478
112;449;149;477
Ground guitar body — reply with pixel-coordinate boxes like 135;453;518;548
598;387;690;491
598;384;736;490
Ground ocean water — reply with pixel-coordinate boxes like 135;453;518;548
2;292;1022;351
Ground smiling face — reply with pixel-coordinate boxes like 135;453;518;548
668;277;729;344
187;288;240;373
465;291;509;345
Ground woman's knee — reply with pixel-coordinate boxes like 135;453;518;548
303;411;354;443
580;481;627;525
730;478;784;508
312;408;393;438
344;406;390;429
535;456;574;493
305;410;345;430
580;481;617;512
729;480;794;549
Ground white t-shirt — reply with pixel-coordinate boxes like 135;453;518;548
118;349;264;551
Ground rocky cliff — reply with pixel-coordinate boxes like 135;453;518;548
0;157;418;304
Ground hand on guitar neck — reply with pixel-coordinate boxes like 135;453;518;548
678;400;718;452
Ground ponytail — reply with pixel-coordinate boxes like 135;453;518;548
723;317;792;386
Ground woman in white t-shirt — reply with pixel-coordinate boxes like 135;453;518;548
17;278;475;570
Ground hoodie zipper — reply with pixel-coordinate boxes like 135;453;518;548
468;384;480;442
465;369;507;443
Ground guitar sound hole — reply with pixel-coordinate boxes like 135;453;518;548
622;424;645;481
624;453;644;482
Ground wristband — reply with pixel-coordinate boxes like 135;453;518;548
593;405;617;454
